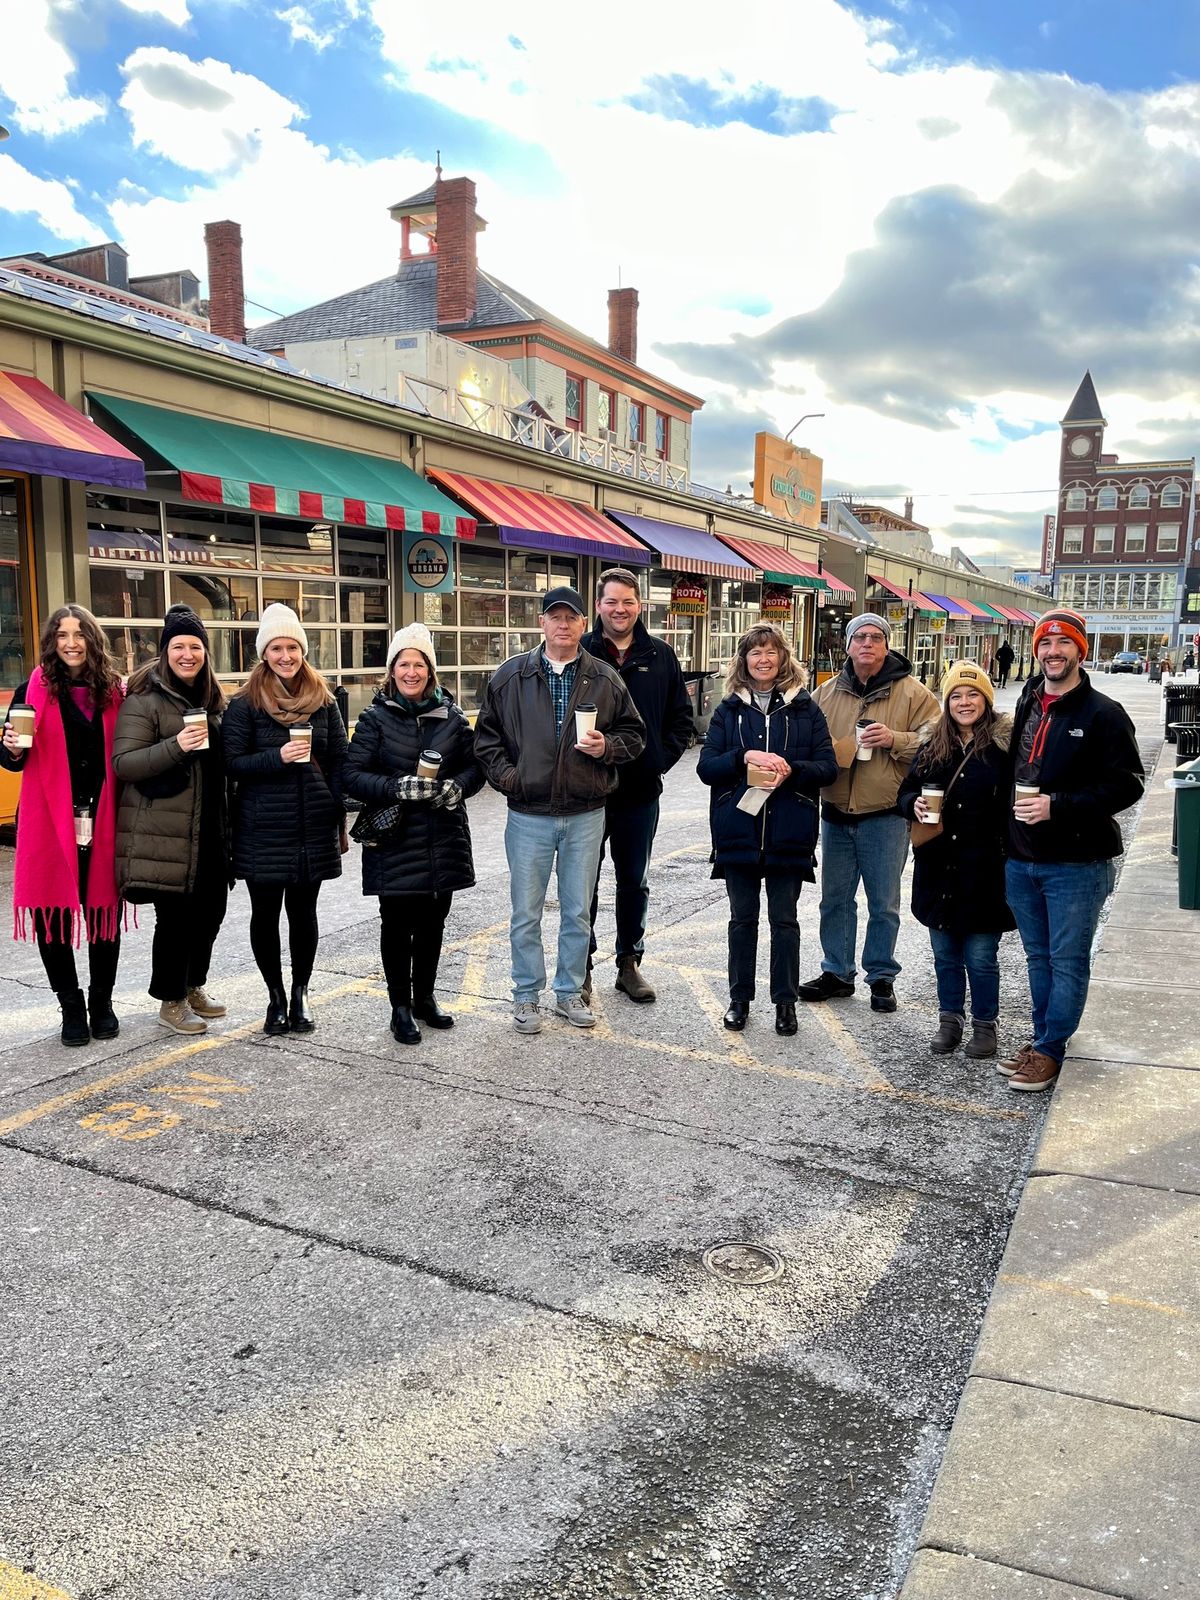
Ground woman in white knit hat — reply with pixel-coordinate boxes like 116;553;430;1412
343;622;483;1044
223;602;349;1036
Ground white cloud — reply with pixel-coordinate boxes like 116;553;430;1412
0;0;106;136
116;0;192;24
0;154;98;240
119;47;306;173
276;5;337;49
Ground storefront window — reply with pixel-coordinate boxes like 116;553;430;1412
261;577;335;623
708;579;763;680
90;564;166;621
87;493;164;563
105;626;160;677
167;505;256;569
338;526;388;580
0;478;32;698
173;568;258;623
261;515;335;575
645;568;697;671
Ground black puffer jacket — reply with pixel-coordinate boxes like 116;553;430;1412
343;688;483;896
223;696;348;883
580;618;694;805
898;724;1017;935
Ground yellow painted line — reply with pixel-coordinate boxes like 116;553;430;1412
0;1561;75;1600
999;1272;1187;1319
806;1002;891;1090
0;977;378;1138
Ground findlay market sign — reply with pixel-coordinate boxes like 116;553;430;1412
770;471;818;510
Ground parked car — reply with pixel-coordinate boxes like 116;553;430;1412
1110;651;1144;675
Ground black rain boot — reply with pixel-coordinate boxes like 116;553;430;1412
264;987;290;1037
289;982;315;1034
390;1005;421;1046
87;988;120;1041
412;996;454;1029
58;988;90;1047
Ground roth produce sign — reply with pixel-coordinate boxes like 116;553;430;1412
761;585;794;620
669;576;708;616
753;432;823;526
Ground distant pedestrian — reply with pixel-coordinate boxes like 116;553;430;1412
898;661;1015;1060
224;604;348;1038
1000;608;1144;1091
475;586;644;1034
698;625;836;1036
112;605;231;1034
581;567;694;1005
2;605;124;1046
798;613;941;1013
994;638;1015;689
343;624;483;1046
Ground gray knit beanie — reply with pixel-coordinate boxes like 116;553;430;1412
846;612;892;644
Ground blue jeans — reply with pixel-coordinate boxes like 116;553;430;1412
928;927;1002;1022
818;813;910;984
589;796;660;960
505;808;606;1003
1005;857;1117;1064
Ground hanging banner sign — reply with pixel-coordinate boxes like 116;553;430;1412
761;585;794;621
402;531;455;594
886;602;907;628
1041;514;1055;575
929;616;946;633
668;576;708;617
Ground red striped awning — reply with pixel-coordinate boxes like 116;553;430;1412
428;468;650;564
868;574;945;614
993;604;1032;624
0;371;144;488
820;566;856;599
713;533;826;588
953;598;994;620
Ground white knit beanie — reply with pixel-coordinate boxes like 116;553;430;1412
256;602;308;658
386;621;438;672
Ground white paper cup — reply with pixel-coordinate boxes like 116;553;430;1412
292;724;313;762
1015;783;1040;800
855;719;873;761
921;785;944;819
8;705;34;749
575;704;599;742
416;749;442;780
182;710;209;750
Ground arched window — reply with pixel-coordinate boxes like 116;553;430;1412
1128;483;1150;508
1096;485;1118;510
1162;482;1184;508
1064;486;1087;511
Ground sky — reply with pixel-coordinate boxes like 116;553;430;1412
3;0;1199;570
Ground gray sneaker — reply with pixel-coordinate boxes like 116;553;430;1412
554;994;596;1029
512;1001;542;1035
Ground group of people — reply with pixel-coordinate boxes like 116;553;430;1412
4;577;1143;1095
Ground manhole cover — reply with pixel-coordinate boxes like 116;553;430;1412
701;1242;785;1285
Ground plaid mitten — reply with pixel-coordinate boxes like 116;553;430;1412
394;775;438;802
430;779;463;811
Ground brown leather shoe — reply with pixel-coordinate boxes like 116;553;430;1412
615;956;656;1003
1008;1049;1061;1093
995;1042;1035;1078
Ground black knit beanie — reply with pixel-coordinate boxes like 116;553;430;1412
160;603;210;652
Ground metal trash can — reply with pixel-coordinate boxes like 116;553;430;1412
1166;755;1200;908
1169;725;1200;857
1164;683;1200;742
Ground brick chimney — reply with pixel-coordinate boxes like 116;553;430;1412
608;287;639;364
434;177;479;329
904;496;914;521
204;220;246;343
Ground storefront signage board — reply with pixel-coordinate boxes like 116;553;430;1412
762;585;794;621
752;433;823;526
669;576;708;617
402;530;455;594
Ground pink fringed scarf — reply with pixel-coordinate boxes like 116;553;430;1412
12;668;124;946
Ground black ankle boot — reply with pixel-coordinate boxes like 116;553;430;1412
87;989;120;1040
289;983;314;1033
775;1002;798;1036
264;987;290;1036
412;995;454;1029
723;1000;750;1031
390;1005;421;1045
59;988;90;1047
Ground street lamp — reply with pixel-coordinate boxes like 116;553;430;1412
785;412;824;441
0;126;9;142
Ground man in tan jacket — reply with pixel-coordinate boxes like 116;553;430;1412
798;612;940;1012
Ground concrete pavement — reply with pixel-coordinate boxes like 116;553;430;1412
0;674;1177;1599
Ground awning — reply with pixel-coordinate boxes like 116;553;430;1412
1;371;144;489
428;468;648;564
868;573;918;605
605;512;753;580
714;532;826;588
88;393;473;538
868;574;946;615
952;598;994;621
820;566;856;600
992;603;1032;624
1011;607;1041;625
922;592;973;619
976;603;1010;622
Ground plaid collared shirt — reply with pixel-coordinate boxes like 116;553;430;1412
540;649;579;738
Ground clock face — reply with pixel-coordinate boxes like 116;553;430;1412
1068;435;1092;458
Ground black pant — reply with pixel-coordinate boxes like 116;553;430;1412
589;796;661;960
35;847;121;998
379;892;451;1006
724;867;805;1003
246;880;322;989
997;667;1010;688
148;870;229;1002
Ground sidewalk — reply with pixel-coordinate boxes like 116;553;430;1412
901;740;1200;1599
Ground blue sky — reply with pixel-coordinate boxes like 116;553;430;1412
2;0;1198;566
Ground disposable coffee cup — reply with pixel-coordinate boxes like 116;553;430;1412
74;806;94;848
575;703;599;742
416;749;442;780
921;785;944;819
8;704;34;749
1014;782;1039;805
292;724;313;762
855;717;874;761
747;764;775;788
182;710;209;750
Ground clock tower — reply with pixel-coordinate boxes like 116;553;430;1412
1060;370;1106;473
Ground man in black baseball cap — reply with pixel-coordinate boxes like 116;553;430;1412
475;584;644;1036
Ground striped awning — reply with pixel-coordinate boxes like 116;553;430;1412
922;592;973;619
868;574;946;615
88;393;473;537
428;468;649;564
714;533;826;588
992;603;1032;624
605;511;753;579
0;371;144;488
953;598;995;620
820;565;856;599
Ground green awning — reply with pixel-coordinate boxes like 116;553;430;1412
87;393;475;539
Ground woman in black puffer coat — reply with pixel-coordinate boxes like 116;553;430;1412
698;625;836;1038
223;604;348;1037
343;623;483;1046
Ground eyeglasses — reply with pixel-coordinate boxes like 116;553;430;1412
852;631;887;644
